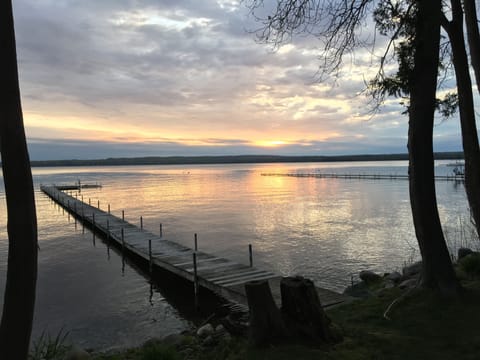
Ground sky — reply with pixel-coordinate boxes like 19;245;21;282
12;0;476;160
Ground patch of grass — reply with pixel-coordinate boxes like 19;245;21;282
140;343;180;360
94;281;480;360
29;328;71;360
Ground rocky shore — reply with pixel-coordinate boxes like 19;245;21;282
62;246;480;360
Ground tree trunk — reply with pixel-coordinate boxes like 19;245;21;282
245;280;288;346
0;1;38;359
280;276;341;344
441;0;480;243
464;0;480;96
408;0;460;297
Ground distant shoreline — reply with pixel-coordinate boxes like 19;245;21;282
28;152;464;167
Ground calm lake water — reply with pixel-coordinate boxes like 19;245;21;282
0;160;475;350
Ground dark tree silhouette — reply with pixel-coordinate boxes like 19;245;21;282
247;0;460;296
440;0;480;247
464;0;480;96
0;1;38;359
407;0;459;296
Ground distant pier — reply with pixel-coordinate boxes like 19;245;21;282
261;172;465;182
40;184;347;309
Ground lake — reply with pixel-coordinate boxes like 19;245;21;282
0;160;474;350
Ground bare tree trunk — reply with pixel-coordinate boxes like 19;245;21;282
408;0;460;297
245;280;288;346
0;1;38;359
280;276;341;344
464;0;480;95
441;0;480;243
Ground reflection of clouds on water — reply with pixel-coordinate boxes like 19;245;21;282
0;160;472;346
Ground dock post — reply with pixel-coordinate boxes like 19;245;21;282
140;216;143;230
160;223;163;238
249;244;253;267
148;239;152;274
121;228;125;253
92;213;96;245
108;204;110;214
194;233;198;251
97;200;100;209
122;210;125;221
193;252;199;310
106;219;110;241
81;195;84;202
89;198;91;205
67;201;70;221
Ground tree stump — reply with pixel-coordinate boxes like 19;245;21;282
281;276;342;343
245;279;288;346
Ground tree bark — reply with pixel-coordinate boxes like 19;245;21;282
464;0;480;96
280;276;341;343
441;0;480;243
408;0;460;297
245;280;288;346
0;1;38;359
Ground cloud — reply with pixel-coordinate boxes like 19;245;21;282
12;0;475;160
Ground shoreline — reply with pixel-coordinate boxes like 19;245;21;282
27;152;464;168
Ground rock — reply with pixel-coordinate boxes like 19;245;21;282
359;270;382;284
343;281;372;298
196;323;214;338
202;335;217;347
458;247;474;260
398;278;418;289
385;271;402;283
384;280;396;289
402;261;422;278
65;346;91;360
215;324;225;333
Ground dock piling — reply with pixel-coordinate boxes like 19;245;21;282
249;244;253;267
149;239;152;274
193;252;199;310
92;213;96;245
160;223;163;237
194;233;198;251
122;210;125;221
140;216;143;230
121;228;125;253
108;204;110;214
97;200;100;209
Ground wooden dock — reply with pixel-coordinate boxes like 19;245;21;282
40;185;347;309
261;172;465;182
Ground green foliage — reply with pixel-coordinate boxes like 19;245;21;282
369;0;458;118
29;328;71;360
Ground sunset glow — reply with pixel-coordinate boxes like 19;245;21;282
14;0;468;160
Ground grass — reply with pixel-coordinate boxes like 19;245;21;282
29;328;71;360
92;279;480;359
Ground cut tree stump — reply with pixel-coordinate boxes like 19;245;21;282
245;279;288;346
281;276;342;343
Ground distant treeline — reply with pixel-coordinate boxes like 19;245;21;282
27;152;464;167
